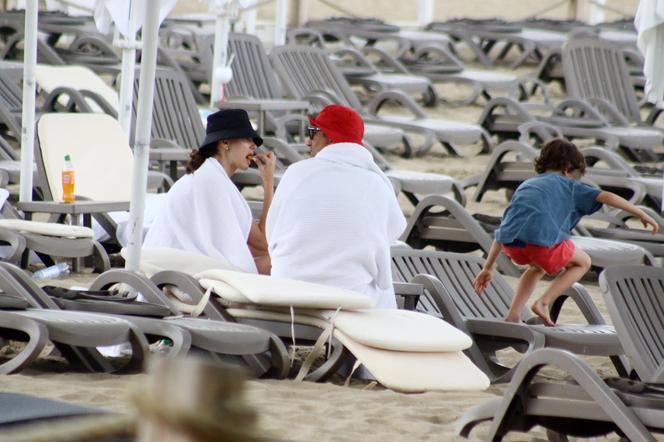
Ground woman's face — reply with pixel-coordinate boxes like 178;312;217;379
221;137;257;171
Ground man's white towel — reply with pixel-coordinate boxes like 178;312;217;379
267;143;406;309
143;157;257;273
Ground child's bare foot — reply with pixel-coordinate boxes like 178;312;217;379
504;313;521;323
531;300;555;327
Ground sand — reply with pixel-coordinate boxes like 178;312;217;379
2;1;659;441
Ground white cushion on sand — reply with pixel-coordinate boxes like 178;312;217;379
334;330;490;393
132;247;240;277
0;219;93;238
195;269;374;309
35;64;120;113
38;113;133;202
319;309;472;352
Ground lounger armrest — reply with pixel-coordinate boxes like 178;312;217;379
302;89;344;107
331;47;376;72
511;75;552;105
581;146;635;175
464;318;546;351
367;90;427;118
644;105;664;126
517;121;562;143
150;138;182;149
585;97;630;126
408;44;465;71
478;97;536;125
553;98;608;123
42;86;95;113
361;46;410;73
0;228;26;264
549;283;606;325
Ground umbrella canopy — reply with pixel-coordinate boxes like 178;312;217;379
635;0;664;106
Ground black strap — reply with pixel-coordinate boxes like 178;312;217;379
42;286;137;303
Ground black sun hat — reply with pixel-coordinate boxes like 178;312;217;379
200;109;263;150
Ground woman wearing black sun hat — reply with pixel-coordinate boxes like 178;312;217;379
144;109;276;274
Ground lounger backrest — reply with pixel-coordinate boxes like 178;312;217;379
134;67;204;150
36;113;133;202
0;69;23;114
561;38;641;124
599;266;664;382
391;248;525;321
269;45;365;112
226;32;283;100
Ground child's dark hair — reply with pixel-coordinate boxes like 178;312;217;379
186;143;219;174
534;138;586;175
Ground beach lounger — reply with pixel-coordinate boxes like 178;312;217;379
139;247;490;392
455;348;664;440
562;37;662;144
0;265;147;373
390;248;627;383
0;261;289;379
400;193;655;277
225;32;405;154
34;113;167;247
599;265;664;382
261;134;466;207
269;45;492;157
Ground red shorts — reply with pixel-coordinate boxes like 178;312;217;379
501;240;575;275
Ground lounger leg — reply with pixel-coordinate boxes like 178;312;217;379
0;311;49;374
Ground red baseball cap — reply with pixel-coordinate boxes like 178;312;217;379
308;104;364;145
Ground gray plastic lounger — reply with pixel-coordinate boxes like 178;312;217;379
0;265;147;373
0;262;289;379
400;193;655;277
0;296;49;374
269;45;492;157
390;248;626;383
227;32;405;153
599;265;664;383
456;348;664;441
562;37;663;147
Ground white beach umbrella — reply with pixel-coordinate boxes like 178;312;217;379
635;0;664;107
93;0;176;139
123;0;175;271
634;0;664;209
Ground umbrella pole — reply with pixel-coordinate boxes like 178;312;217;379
117;0;140;140
274;0;289;46
209;2;238;110
19;0;38;203
124;0;161;272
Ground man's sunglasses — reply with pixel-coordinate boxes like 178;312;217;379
307;126;320;139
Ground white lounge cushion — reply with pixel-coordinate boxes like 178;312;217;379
0;219;93;238
38;113;133;202
335;330;490;393
319;309;472;352
35;64;120;113
196;269;374;310
132;247;240;277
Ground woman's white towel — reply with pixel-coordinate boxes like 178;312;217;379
143;157;257;273
267;143;406;309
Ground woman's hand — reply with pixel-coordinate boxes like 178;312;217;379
255;151;276;184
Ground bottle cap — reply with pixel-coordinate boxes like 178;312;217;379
64;154;71;161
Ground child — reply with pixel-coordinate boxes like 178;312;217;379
473;139;659;326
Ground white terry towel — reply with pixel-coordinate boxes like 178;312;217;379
143;157;257;273
267;143;407;309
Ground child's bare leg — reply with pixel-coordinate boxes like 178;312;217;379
531;248;591;326
506;265;545;323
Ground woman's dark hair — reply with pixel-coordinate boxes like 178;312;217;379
186;142;219;174
534;138;586;175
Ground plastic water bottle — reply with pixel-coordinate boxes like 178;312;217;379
61;154;75;203
33;262;71;280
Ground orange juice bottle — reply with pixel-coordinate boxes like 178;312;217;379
61;154;75;203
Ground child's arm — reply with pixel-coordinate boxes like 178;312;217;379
596;191;659;234
473;240;502;294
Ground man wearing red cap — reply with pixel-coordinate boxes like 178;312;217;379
266;105;407;308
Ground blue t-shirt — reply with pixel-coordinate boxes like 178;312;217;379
495;173;602;247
